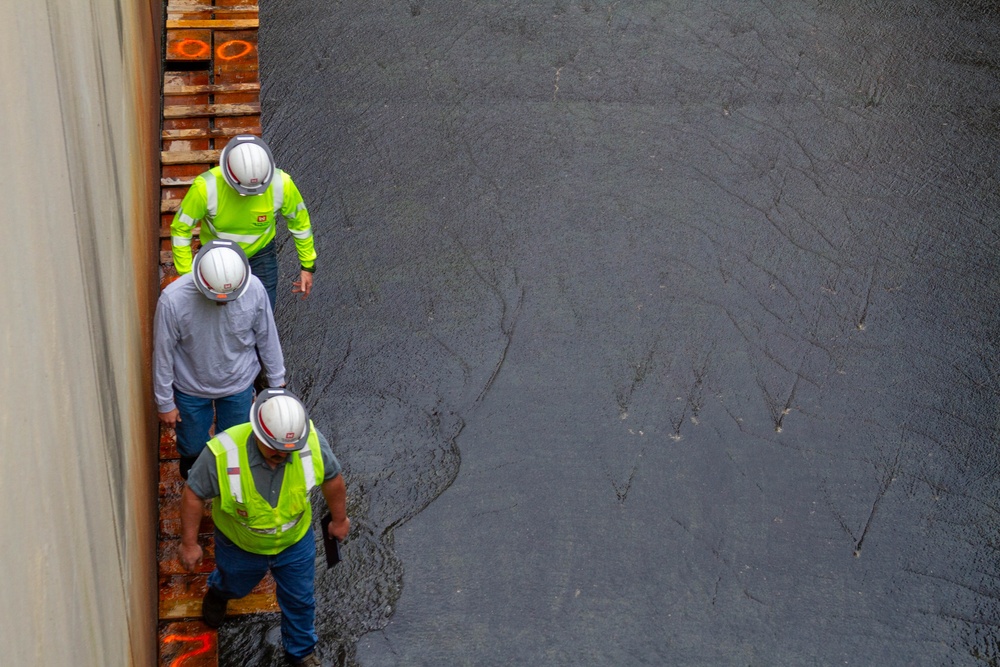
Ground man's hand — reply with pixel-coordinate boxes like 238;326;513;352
179;541;203;572
327;516;350;541
321;474;350;540
179;486;208;571
158;409;180;428
292;270;313;299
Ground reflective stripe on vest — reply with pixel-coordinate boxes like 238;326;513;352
299;446;316;494
215;431;244;504
244;511;304;535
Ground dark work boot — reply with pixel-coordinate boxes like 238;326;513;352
201;587;228;628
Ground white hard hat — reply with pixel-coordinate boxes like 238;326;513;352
250;388;311;451
192;240;251;302
220;135;275;195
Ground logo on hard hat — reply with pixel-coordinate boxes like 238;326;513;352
285;431;295;440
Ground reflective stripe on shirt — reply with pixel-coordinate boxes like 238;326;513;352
271;170;284;212
203;219;265;245
204;170;218;217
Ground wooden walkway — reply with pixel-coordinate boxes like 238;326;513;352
157;3;278;665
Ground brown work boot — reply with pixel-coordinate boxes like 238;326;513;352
201;587;228;628
289;652;321;666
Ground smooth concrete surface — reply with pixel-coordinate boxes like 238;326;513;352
0;1;161;664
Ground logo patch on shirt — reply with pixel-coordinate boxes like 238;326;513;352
257;215;268;222
237;508;248;518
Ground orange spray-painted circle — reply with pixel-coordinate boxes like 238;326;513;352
171;38;211;59
216;40;255;61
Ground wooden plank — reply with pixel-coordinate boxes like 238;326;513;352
161;199;183;213
162;126;262;140
162;175;198;187
215;0;259;19
159;574;278;620
163;81;260;95
161;149;222;165
167;2;258;13
162;164;208;182
215;29;258;84
166;18;258;29
166;0;215;8
163;103;260;119
166;29;213;61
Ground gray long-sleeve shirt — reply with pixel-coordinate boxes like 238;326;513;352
153;273;285;413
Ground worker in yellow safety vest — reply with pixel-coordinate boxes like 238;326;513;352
179;388;349;667
171;134;317;312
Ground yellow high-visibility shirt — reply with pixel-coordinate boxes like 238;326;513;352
171;166;316;274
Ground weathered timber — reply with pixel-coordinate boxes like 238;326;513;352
161;126;262;140
161;150;222;165
163;103;260;119
163;81;261;96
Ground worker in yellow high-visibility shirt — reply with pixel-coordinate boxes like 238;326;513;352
171;134;317;312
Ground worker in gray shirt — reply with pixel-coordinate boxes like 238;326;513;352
154;240;286;479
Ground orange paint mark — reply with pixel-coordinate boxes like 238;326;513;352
216;40;255;61
163;631;214;667
172;39;211;60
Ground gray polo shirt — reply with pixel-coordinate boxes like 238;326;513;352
186;425;341;507
153;272;286;413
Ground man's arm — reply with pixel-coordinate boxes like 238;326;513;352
280;172;317;299
321;474;350;541
152;296;180;427
170;175;210;274
179;485;208;571
252;282;286;387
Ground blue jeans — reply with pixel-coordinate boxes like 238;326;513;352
248;241;277;313
173;386;254;460
209;528;318;661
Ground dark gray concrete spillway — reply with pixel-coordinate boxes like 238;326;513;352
219;2;1000;665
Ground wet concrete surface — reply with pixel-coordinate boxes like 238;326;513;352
221;2;1000;665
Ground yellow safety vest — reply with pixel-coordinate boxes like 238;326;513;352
207;422;325;554
171;166;316;274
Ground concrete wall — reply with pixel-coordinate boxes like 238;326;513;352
0;0;161;664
